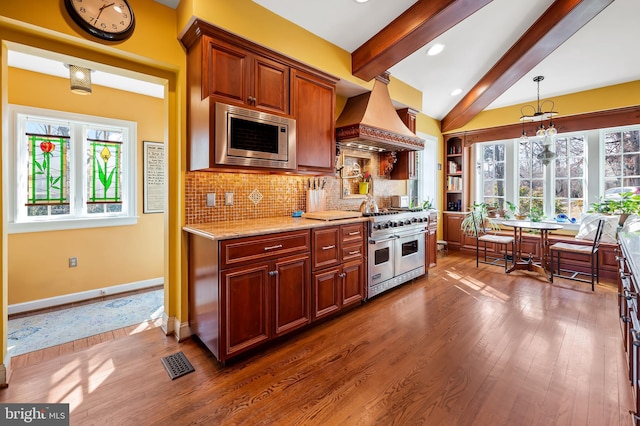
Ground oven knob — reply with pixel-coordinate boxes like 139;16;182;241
393;222;398;227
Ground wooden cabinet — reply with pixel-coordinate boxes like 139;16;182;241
445;135;465;211
204;36;289;114
189;229;311;362
182;20;338;173
311;223;366;321
291;69;336;173
443;212;465;249
387;108;418;180
425;211;438;268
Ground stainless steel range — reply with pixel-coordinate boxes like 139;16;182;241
366;209;429;299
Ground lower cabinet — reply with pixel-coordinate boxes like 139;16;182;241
312;259;365;321
443;212;465;249
221;253;311;357
190;230;311;362
188;222;366;363
311;223;366;321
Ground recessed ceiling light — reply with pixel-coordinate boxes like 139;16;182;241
450;88;462;96
354;0;369;3
427;43;445;56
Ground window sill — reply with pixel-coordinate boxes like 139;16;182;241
8;216;139;234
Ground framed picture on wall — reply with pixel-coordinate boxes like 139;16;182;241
143;141;165;214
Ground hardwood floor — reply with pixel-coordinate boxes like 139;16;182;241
1;252;634;425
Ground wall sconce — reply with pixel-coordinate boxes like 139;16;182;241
66;64;92;95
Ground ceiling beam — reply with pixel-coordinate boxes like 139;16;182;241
441;0;615;133
351;0;493;82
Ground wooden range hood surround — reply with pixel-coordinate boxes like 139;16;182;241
335;72;424;152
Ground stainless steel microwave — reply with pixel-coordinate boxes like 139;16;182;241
214;102;296;170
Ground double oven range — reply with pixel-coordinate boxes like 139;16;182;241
365;209;430;299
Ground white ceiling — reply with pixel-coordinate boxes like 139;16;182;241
253;0;640;121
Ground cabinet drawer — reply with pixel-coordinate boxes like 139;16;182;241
341;243;364;262
220;230;310;269
312;227;340;271
341;223;365;245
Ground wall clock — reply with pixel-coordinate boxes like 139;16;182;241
64;0;136;42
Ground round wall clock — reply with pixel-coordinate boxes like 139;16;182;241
64;0;136;42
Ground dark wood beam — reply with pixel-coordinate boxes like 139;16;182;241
441;0;615;133
450;105;640;146
351;0;493;82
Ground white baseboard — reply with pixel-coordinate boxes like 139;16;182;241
8;278;164;315
161;314;190;342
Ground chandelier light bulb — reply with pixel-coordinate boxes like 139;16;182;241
546;124;557;136
536;124;546;137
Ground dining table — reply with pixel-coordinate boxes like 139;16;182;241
499;220;564;281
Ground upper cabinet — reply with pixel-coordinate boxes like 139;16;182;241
291;69;336;173
387;108;418;180
181;20;338;173
205;37;289;115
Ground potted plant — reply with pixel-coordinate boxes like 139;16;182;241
506;201;527;220
528;206;544;222
607;192;640;225
588;197;614;215
485;202;499;218
460;202;500;236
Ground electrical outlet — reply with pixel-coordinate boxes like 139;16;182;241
206;193;216;207
69;257;78;268
225;192;234;206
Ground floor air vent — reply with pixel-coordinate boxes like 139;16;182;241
161;351;195;380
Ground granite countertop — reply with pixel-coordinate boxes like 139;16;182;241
619;231;640;278
184;216;370;241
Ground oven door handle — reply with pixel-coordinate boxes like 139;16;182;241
368;236;398;244
394;229;427;238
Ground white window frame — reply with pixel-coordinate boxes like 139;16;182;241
6;104;138;233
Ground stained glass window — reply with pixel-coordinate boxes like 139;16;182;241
10;105;137;231
27;135;70;214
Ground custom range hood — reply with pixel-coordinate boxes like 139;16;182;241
336;72;424;152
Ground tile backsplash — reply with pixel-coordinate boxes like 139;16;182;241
184;149;407;224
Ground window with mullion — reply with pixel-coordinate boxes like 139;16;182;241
9;105;136;232
554;135;585;218
518;139;545;216
481;143;506;209
604;129;640;192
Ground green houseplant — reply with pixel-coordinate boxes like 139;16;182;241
460;202;500;236
607;192;640;225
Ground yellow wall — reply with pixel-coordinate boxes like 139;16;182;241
7;68;164;304
0;0;185;380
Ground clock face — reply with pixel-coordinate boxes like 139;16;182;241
64;0;135;41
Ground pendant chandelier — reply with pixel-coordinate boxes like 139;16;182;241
519;76;558;166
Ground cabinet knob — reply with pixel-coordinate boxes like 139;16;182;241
339;272;346;278
268;270;278;276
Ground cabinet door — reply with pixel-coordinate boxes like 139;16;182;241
253;55;289;114
341;259;364;307
426;227;437;269
220;261;271;358
312;267;341;321
205;37;250;104
291;69;336;173
444;213;464;248
312;227;340;270
390;151;417;180
273;254;310;337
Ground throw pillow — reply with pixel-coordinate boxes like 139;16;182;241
575;213;618;243
622;214;640;233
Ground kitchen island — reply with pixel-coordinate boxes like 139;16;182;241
184;215;370;362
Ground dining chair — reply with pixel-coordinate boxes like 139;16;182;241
549;217;605;291
470;211;515;272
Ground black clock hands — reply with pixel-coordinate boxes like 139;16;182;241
95;2;115;26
